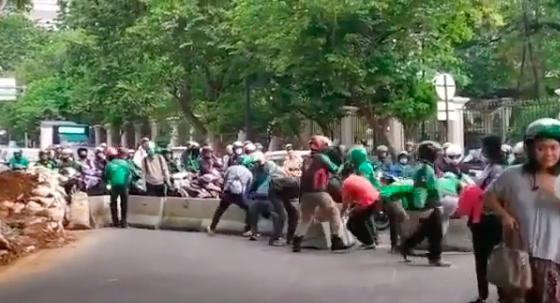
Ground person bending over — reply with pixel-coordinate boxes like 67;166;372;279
341;173;379;249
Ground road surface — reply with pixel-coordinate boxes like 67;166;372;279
0;229;489;303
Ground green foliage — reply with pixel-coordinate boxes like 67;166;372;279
1;0;559;145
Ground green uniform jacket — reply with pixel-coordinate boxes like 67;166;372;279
9;157;28;170
104;158;132;187
348;147;381;189
35;160;56;169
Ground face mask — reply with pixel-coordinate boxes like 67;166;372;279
78;154;87;159
399;158;408;164
234;148;242;155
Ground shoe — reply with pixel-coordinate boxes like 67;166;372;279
361;243;376;250
269;238;285;246
119;222;128;229
330;235;351;252
468;298;486;303
241;230;253;237
206;226;215;236
292;236;303;252
389;246;400;254
429;259;452;267
399;246;412;262
249;235;258;241
109;223;120;228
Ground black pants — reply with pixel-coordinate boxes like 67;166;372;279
209;191;250;232
146;183;166;197
470;214;503;300
401;208;443;261
110;185;129;226
248;199;276;235
269;178;300;242
346;205;376;245
388;207;401;248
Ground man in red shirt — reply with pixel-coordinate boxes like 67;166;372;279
341;173;380;249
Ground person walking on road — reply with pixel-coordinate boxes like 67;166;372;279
141;142;171;197
104;147;132;228
207;156;253;235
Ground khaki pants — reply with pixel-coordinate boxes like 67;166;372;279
294;192;342;237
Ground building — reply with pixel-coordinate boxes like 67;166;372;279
29;0;58;28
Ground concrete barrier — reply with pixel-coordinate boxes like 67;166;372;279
399;211;472;252
88;195;112;228
127;195;165;229
160;198;273;234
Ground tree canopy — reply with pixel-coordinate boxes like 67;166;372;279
1;0;559;144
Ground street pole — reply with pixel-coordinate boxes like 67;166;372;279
244;77;251;141
444;75;449;142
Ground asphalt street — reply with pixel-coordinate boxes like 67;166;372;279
0;229;494;303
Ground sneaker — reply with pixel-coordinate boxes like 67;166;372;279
292;236;303;252
249;235;258;241
269;238;285;246
468;298;486;303
241;230;253;237
429;259;452;267
361;243;376;250
206;226;215;236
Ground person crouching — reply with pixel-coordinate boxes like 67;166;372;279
104;147;132;228
341;173;379;249
206;156;253;235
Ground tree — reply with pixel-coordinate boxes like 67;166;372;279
0;12;46;72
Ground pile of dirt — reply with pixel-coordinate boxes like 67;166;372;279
0;169;72;265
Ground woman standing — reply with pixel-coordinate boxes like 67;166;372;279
469;135;508;303
484;118;560;303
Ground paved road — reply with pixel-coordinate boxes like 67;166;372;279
0;229;489;303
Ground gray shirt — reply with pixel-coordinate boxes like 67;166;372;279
485;165;560;263
223;165;253;195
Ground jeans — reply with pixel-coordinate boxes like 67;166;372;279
269;178;299;242
146;183;166;197
248;199;276;235
209;191;250;232
346;204;376;245
110;184;129;226
401;208;443;262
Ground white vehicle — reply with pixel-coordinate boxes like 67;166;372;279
265;150;310;166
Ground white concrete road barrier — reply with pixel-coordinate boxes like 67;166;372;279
127;195;165;229
399;211;472;252
88;195;113;228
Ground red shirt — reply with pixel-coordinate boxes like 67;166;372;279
342;175;379;207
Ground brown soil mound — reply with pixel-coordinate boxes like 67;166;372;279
0;171;39;203
0;171;71;266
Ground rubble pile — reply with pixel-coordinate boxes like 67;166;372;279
0;167;72;265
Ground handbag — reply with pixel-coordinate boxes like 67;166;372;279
487;227;532;291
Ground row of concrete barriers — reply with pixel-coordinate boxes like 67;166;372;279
87;196;473;251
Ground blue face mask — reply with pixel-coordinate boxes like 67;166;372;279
399;158;408;164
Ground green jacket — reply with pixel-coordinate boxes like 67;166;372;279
412;161;440;209
104;158;132;187
9;156;28;170
35;160;57;169
348;146;381;189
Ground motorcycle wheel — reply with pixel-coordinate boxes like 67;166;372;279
373;211;390;231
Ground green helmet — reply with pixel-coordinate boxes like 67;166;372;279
525;118;560;140
239;155;252;168
345;145;368;165
442;172;458;179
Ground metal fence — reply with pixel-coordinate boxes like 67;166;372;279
413;97;560;149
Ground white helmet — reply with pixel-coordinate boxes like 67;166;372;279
61;148;73;155
513;141;524;156
501;144;512;155
225;144;233;154
442;142;453;151
444;144;463;165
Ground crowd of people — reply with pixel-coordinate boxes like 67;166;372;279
5;117;559;302
205;118;559;303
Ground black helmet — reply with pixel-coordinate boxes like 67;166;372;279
417;141;441;163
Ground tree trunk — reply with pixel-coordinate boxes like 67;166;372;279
175;95;208;137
